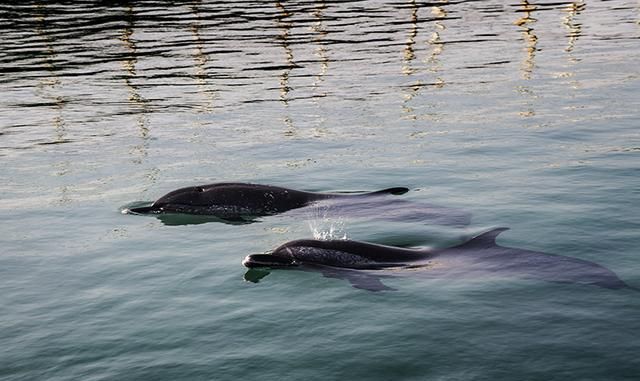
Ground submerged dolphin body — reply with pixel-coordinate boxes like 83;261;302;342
243;228;632;291
127;183;409;220
298;197;471;227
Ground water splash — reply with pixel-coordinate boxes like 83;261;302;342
306;203;348;241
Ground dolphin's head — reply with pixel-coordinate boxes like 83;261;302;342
243;241;320;268
127;185;209;214
128;185;218;215
152;185;209;209
243;240;386;269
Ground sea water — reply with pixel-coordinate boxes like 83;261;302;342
1;1;639;380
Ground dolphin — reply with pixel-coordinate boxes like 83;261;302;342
126;182;409;221
125;182;471;226
243;228;633;292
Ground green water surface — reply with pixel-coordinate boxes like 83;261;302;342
1;1;639;380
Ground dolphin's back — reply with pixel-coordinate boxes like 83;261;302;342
149;183;409;216
152;183;313;215
277;239;428;268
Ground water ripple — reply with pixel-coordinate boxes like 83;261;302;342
1;0;639;151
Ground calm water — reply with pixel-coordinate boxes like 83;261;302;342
2;1;640;379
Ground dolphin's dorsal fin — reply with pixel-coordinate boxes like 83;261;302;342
457;227;509;249
367;187;409;196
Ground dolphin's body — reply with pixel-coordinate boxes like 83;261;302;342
243;228;632;291
127;183;409;220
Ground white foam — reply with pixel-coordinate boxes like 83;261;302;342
306;203;348;241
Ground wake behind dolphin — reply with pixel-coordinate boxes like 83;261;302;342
243;228;633;292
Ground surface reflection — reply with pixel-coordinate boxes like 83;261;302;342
274;0;296;136
275;0;294;105
401;1;448;124
559;1;585;95
514;0;539;119
311;0;329;92
311;0;330;137
427;3;447;83
563;1;585;55
119;3;150;163
34;3;67;144
402;0;418;76
514;0;538;81
34;2;73;205
401;0;419;120
190;0;216;113
0;1;638;151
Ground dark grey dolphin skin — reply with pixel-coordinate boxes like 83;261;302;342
243;228;633;292
127;182;409;220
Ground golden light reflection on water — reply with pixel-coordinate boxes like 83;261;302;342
514;0;538;81
311;0;329;91
311;1;330;138
401;1;448;122
190;1;217;114
401;0;419;120
428;4;447;79
119;4;150;164
275;1;294;104
563;1;585;54
402;0;418;76
514;0;539;119
560;1;585;94
34;3;65;143
274;0;296;137
34;3;72;205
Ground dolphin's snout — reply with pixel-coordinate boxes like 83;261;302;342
242;253;296;268
242;254;260;268
127;206;157;214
